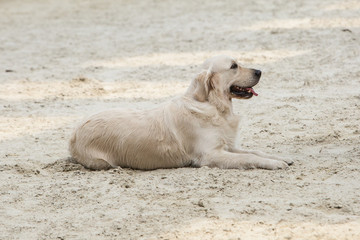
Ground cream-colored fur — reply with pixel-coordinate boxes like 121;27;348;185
69;55;292;170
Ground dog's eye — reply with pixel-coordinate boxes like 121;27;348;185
230;63;238;69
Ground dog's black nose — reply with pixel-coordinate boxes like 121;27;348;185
254;70;262;78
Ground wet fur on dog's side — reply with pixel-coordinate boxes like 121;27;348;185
69;55;292;170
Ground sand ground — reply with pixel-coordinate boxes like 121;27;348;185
1;0;360;239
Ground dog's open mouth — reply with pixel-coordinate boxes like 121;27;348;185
230;85;258;99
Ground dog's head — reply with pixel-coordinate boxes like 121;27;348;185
200;55;261;100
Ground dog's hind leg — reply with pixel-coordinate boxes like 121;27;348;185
80;157;113;170
72;149;114;170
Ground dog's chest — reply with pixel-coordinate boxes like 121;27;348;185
220;116;239;145
198;115;240;150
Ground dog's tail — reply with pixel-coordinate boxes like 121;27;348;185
68;131;78;159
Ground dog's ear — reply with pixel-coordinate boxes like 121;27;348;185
193;71;214;102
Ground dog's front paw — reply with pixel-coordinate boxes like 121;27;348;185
275;157;293;166
262;159;289;170
284;159;294;166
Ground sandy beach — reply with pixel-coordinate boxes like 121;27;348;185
1;0;360;239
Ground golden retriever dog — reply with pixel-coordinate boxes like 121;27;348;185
69;55;292;170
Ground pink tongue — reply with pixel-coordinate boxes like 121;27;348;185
246;88;258;96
